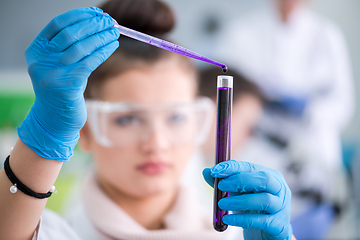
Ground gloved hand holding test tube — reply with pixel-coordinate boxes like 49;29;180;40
214;75;233;231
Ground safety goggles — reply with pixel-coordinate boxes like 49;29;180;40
86;97;214;147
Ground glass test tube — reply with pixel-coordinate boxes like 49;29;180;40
213;75;233;232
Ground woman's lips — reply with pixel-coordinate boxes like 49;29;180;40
137;161;170;175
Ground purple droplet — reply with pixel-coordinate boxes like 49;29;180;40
222;66;228;73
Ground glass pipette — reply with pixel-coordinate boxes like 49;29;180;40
113;20;227;72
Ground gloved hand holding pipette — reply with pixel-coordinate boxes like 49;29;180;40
203;160;293;240
17;7;120;161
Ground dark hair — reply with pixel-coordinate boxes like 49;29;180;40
99;0;175;36
198;67;263;102
85;0;197;99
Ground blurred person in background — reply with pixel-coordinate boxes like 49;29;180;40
215;0;355;238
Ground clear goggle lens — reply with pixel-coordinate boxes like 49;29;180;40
86;97;214;147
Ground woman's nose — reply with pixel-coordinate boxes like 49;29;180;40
140;126;171;152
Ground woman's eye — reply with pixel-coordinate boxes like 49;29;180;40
114;115;140;127
168;113;187;125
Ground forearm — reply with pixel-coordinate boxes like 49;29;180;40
0;139;62;240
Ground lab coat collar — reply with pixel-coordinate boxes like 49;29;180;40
81;173;223;240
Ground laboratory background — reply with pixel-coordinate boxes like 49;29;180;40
0;0;359;239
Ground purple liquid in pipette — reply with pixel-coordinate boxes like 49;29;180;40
214;83;232;232
113;20;227;72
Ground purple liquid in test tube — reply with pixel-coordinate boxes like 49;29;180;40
113;20;227;72
214;75;233;232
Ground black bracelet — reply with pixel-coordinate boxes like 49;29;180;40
4;155;55;199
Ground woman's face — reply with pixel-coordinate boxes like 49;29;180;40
81;57;197;199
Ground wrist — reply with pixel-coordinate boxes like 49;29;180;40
32;97;86;140
8;139;63;193
17;109;79;161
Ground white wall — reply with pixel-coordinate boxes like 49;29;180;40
0;0;103;71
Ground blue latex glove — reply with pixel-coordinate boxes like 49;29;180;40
203;160;292;240
17;7;120;161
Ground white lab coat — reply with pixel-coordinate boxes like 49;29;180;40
215;5;354;210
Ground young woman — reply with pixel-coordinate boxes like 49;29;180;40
0;1;294;239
